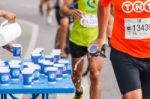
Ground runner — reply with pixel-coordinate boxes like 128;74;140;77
39;0;52;24
60;0;104;99
97;0;150;99
55;0;70;58
82;14;114;77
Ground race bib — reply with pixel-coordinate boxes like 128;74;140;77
80;15;98;28
124;18;150;39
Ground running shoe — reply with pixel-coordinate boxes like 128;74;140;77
73;85;85;99
47;15;52;24
39;5;43;16
73;91;83;99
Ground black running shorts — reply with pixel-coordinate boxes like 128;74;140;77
69;41;87;58
110;48;150;99
69;41;106;58
55;8;64;25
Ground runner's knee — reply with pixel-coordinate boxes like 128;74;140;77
89;67;100;81
60;18;69;28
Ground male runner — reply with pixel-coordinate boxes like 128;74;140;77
97;0;150;99
60;0;104;99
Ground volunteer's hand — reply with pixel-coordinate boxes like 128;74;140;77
2;10;16;23
3;41;13;52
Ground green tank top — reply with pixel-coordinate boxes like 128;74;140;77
70;0;98;47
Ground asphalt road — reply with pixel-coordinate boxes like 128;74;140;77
0;0;122;99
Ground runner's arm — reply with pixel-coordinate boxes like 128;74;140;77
60;0;83;19
96;1;111;48
60;0;74;16
58;0;64;7
106;14;114;38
